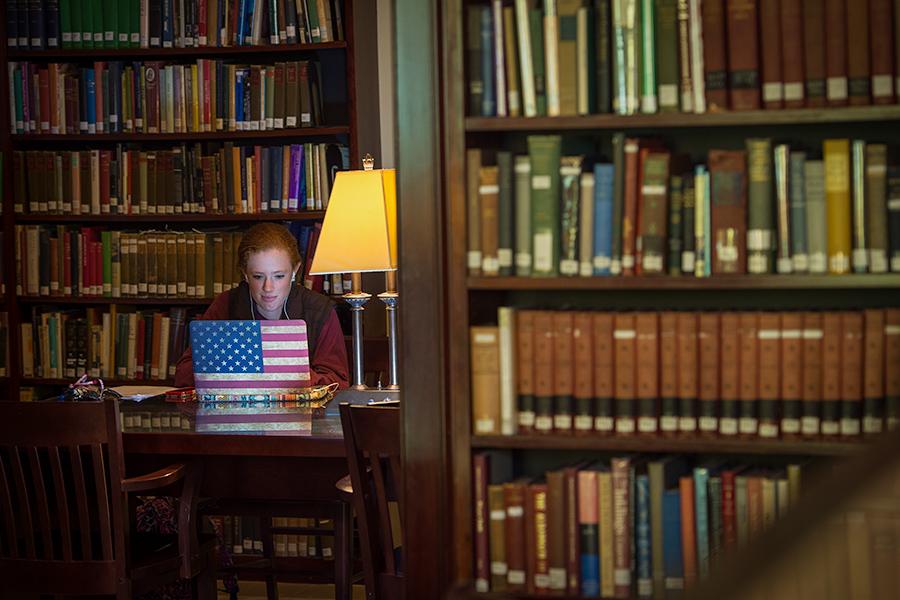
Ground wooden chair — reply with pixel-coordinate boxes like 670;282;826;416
0;398;217;599
339;403;403;600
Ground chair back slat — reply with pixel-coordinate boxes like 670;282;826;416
339;403;403;600
9;448;35;558
26;448;54;559
0;455;19;558
68;444;93;559
48;447;73;561
91;444;114;560
389;455;403;518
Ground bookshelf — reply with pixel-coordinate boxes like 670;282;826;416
0;0;360;397
421;0;900;598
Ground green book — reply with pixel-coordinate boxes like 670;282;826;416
640;0;657;113
81;0;93;48
529;7;547;116
103;0;118;48
497;151;515;277
129;0;140;46
746;138;774;274
91;0;104;47
654;0;679;112
514;155;532;276
117;0;130;46
70;0;83;47
528;135;562;277
60;0;73;48
307;0;321;43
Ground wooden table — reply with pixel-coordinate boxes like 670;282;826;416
123;412;353;600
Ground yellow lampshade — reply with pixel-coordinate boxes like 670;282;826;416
309;168;398;275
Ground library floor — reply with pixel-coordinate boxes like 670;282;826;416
218;582;366;599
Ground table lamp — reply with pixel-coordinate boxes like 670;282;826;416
309;155;398;391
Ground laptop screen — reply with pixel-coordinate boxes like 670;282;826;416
189;319;312;394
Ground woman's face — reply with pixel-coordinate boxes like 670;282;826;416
244;248;299;318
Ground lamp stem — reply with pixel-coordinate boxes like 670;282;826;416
345;272;371;390
378;271;399;390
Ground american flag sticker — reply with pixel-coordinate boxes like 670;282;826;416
190;320;312;394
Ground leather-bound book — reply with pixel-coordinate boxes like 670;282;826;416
563;464;582;595
478;166;500;276
885;309;900;431
719;312;740;436
614;312;637;435
547;470;566;594
746;139;774;274
659;312;680;437
657;0;681;112
611;457;633;597
496;152;515;276
726;0;760;110
636;312;659;435
573;312;595;434
637;150;671;275
677;312;698;435
701;0;729;111
488;484;508;591
759;0;783;109
864;144;889;273
503;480;528;591
823;139;851;274
621;138;641;276
862;309;885;436
553;312;575;432
824;0;848;105
757;312;781;439
697;312;720;437
801;312;823;437
592;312;615;435
738;312;759;437
868;0;895;104
678;476;697;588
780;0;805;107
529;482;551;594
471;326;501;436
820;311;842;437
802;0;826;107
708;149;747;274
533;311;556;433
517;310;537;433
780;312;803;438
473;453;491;592
845;0;870;105
839;311;863;438
466;148;482;277
577;469;600;596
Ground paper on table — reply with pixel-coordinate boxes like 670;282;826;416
110;386;178;402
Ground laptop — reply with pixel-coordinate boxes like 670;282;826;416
189;319;312;395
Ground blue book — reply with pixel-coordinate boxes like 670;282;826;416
579;469;600;597
85;68;97;133
161;0;174;47
244;0;256;44
298;145;307;209
593;163;614;275
479;6;494;116
693;467;710;580
662;489;684;594
635;474;652;598
235;71;245;128
789;151;808;271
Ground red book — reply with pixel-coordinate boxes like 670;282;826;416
636;312;659;435
825;0;848;106
720;468;740;549
759;0;784;109
572;312;594;434
780;312;803;438
840;312;863;437
780;0;805;107
659;312;680;436
726;0;761;110
708;150;748;274
135;316;146;379
719;312;741;436
611;457;633;598
885;309;900;431
801;312;823;437
803;0;827;107
697;312;720;436
613;313;637;435
701;0;729;111
503;481;528;592
563;465;582;595
679;476;697;587
862;309;885;435
516;311;537;434
757;312;781;439
144;62;162;133
621;139;640;276
472;453;490;593
592;313;615;435
868;0;896;104
821;312;843;437
739;313;759;437
38;67;50;132
677;312;699;434
553;312;575;433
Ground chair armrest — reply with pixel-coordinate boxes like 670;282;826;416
122;463;188;492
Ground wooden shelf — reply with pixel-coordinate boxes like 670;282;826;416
465;105;900;132
7;42;347;60
17;296;211;305
471;434;862;456
16;211;325;224
468;274;900;291
10;127;350;143
22;376;175;387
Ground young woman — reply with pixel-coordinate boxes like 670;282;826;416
174;222;350;389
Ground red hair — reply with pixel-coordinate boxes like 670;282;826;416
237;223;302;272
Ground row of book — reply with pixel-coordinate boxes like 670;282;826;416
467;0;899;119
473;453;804;597
15;224;354;300
206;515;336;560
20;306;192;380
470;307;900;439
9;59;328;135
467;135;900;278
13;142;347;215
5;0;345;50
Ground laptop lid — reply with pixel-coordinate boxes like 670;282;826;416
189;319;312;394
